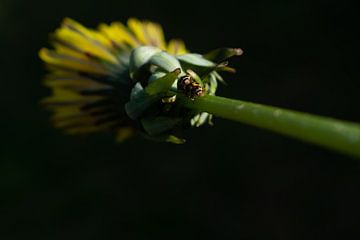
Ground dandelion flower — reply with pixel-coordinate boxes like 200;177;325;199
39;18;360;158
39;18;239;143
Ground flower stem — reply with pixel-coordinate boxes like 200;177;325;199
182;95;360;158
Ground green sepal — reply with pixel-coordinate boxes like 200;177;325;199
145;68;181;95
209;73;218;94
212;71;226;85
130;82;144;100
125;89;161;120
190;112;210;127
129;46;161;79
141;116;182;136
177;54;217;77
203;48;243;63
217;65;237;73
177;54;216;67
149;51;182;72
139;132;186;144
166;135;186;144
208;114;214;126
148;71;166;84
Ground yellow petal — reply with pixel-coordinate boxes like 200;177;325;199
39;48;109;75
63;18;112;49
44;73;109;91
64;126;106;135
50;105;108;119
64;121;117;135
144;21;166;49
53;115;95;128
51;106;82;118
41;87;103;105
116;127;134;142
167;39;187;55
53;43;89;60
127;18;148;44
98;22;140;47
55;22;119;64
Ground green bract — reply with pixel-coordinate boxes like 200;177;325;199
126;46;240;143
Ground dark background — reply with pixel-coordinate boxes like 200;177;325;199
1;0;360;239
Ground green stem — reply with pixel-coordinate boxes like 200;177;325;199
183;95;360;158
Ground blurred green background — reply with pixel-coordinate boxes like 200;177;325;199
1;0;360;239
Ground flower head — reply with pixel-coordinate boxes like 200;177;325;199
40;18;241;143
